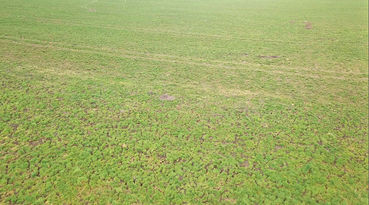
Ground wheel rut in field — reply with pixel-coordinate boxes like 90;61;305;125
0;36;366;82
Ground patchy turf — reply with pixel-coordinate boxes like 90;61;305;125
0;0;368;204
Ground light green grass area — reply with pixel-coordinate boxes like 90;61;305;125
0;0;368;203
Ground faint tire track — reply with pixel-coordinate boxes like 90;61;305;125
0;36;366;82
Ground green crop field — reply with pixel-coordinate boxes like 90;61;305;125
0;0;368;204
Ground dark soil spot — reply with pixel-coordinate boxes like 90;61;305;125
29;139;43;147
258;55;280;59
157;154;167;160
159;94;175;101
147;91;155;95
305;22;312;29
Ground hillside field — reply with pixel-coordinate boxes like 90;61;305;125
0;0;368;204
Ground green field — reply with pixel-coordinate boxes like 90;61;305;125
0;0;368;204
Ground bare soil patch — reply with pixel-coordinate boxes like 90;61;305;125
159;94;175;101
29;139;44;147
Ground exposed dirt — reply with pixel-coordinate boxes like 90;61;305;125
305;22;312;29
29;139;44;147
159;94;175;101
157;154;166;160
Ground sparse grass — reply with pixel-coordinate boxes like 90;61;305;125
0;0;368;204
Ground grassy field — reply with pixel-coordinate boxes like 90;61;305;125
0;0;368;204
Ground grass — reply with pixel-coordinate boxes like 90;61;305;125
0;0;368;204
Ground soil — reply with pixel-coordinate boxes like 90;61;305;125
159;94;175;101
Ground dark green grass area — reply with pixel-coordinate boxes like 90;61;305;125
0;0;368;204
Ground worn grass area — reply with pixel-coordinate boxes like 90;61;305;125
0;0;368;204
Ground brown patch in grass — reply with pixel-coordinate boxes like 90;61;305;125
88;8;96;12
159;94;175;101
29;139;44;147
305;22;312;29
157;154;167;160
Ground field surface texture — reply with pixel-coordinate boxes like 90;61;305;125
0;0;368;204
